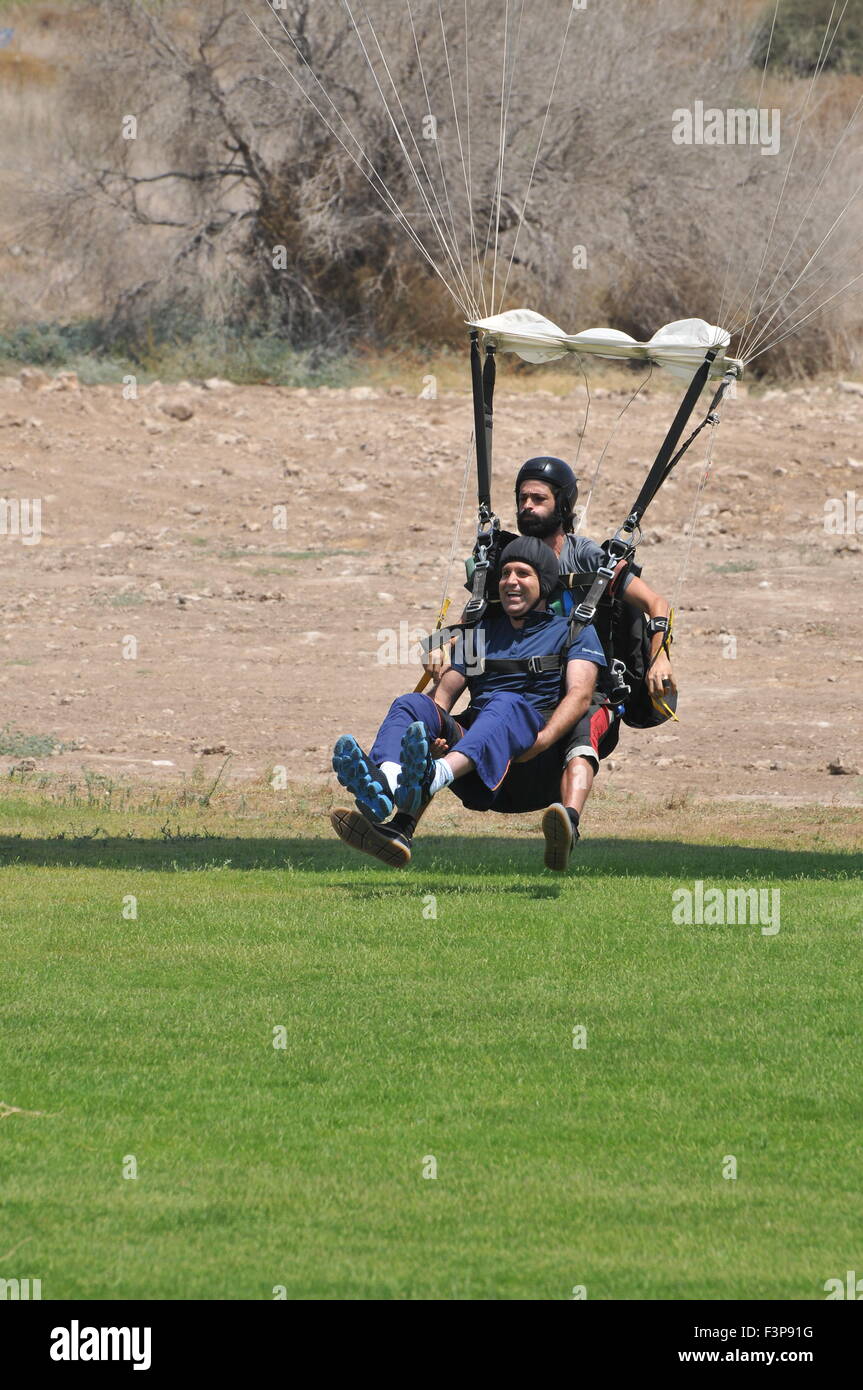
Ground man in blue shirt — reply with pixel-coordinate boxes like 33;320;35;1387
330;536;606;869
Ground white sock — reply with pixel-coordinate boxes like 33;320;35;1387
380;761;401;795
429;760;455;796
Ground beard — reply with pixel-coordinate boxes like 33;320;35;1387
517;508;559;540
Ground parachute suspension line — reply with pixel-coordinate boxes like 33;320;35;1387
619;352;719;542
572;355;592;474
743;268;863;365
437;432;475;620
735;88;863;356
727;0;851;350
731;212;863;355
575;365;654;539
715;242;737;343
498;2;575;311
712;0;781;342
478;0;507;298
667;372;739;611
459;0;483;317
434;0;484;317
342;0;477;317
728;0;844;340
740;223;863;364
566;355;724;650
496;0;528;314
359;0;477;316
404;0;471;313
487;0;510;314
670;399;726;617
479;0;528;311
487;0;521;314
346;0;470;309
739;170;863;362
248;9;469;316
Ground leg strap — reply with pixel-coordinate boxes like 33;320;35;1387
438;709;463;748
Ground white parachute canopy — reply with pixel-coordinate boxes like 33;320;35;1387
469;308;742;380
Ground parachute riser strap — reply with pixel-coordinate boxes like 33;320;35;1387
469;332;496;512
649;372;735;499
482;341;496;473
566;548;635;644
566;545;637;701
465;332;499;626
462;508;500;626
621;350;719;537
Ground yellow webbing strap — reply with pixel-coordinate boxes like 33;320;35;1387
414;597;452;694
648;608;678;720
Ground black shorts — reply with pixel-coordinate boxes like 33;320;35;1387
561;696;620;770
449;697;620;815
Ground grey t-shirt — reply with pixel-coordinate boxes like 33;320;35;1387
558;533;634;590
553;534;635;697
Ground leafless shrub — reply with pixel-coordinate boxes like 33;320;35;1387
5;0;861;375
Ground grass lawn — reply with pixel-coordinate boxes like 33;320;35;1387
0;781;861;1300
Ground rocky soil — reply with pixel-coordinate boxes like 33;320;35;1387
1;365;861;812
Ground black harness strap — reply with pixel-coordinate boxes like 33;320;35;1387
623;350;718;533
470;331;493;511
567;352;729;651
478;653;563;676
561;570;600;587
561;559;631;597
482;340;496;477
567;550;634;643
648;372;733;489
464;334;499;626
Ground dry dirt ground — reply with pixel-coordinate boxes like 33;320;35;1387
0;364;861;820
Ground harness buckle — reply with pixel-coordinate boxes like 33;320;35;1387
608;657;631;703
526;656;544;675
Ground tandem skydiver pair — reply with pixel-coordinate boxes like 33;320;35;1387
330;532;607;871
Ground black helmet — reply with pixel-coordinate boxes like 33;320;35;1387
515;456;578;533
498;536;559;601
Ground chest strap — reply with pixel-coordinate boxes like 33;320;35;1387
561;570;599;587
561;559;630;595
476;653;563;676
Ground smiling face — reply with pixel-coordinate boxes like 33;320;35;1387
499;560;541;619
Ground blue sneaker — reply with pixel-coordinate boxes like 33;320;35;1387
395;721;435;816
332;736;393;822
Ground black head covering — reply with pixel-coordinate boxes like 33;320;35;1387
498;536;559;600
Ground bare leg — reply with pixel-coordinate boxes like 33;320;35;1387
560;755;595;815
443;750;474;779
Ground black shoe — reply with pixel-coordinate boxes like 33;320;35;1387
542;802;579;872
330;807;411;868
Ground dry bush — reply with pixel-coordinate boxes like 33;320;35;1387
3;0;861;376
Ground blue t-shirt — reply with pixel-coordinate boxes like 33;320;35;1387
451;607;606;714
